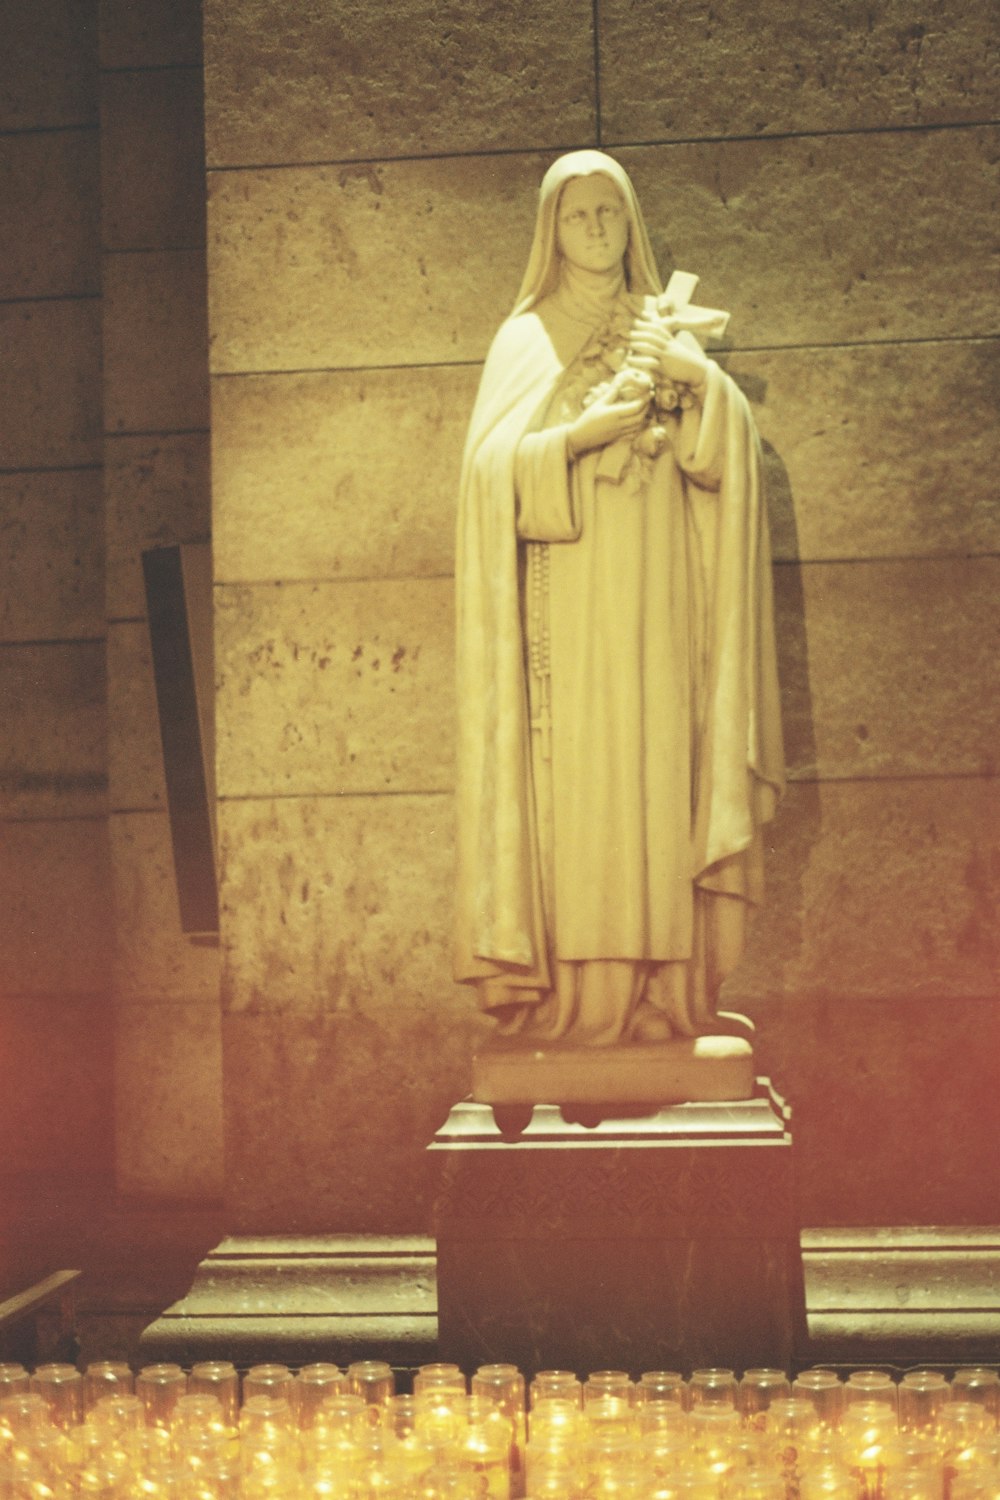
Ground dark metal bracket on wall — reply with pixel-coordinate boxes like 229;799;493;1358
142;543;219;937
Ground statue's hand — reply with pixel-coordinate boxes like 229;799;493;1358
567;388;649;459
629;311;709;394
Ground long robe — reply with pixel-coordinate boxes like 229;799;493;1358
454;280;784;1039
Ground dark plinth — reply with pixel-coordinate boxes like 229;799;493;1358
431;1079;805;1378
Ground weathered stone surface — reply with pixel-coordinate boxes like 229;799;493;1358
4;2;97;129
600;0;1000;141
222;1005;477;1233
0;132;99;298
745;338;1000;562
100;69;205;252
102;250;210;434
215;578;453;798
108;811;221;1002
106;622;166;812
211;367;476;584
115;1001;224;1198
100;0;202;67
207;130;998;374
725;777;1000;1007
776;556;1000;781
0;301;102;469
217;792;471;1017
749;996;1000;1227
0;997;113;1175
105;432;211;619
0;470;104;640
206;154;538;373
0;818;112;995
0;642;106;819
203;0;595;168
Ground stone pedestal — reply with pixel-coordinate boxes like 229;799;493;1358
431;1080;805;1377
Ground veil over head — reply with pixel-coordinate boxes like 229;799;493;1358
513;150;662;313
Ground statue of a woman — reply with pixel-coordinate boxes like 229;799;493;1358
454;150;784;1051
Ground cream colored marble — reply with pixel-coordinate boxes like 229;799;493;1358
218;793;463;1014
0;132;99;298
600;0;999;141
104;432;211;618
115;1002;224;1198
2;0;96;129
743;338;1000;562
0;819;111;995
0;301;101;468
472;1035;755;1106
778;557;1000;782
0;470;104;639
102;250;209;433
0;643;106;819
212;366;477;584
100;0;201;68
204;0;594;168
100;69;205;252
109;811;221;1002
726;777;1000;1006
215;578;453;799
207;130;997;375
106;622;167;812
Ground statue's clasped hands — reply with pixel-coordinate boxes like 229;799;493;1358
628;307;710;396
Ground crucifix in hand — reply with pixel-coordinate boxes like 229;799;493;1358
651;269;730;348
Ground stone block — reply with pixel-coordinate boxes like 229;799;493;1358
99;0;202;67
0;470;104;640
108;811;221;1002
725;777;1000;1007
0;132;100;299
3;1;97;129
0;301;102;469
221;1006;477;1233
776;556;1000;781
622;129;998;351
204;0;595;167
106;622;166;812
100;69;206;251
105;432;211;619
0;642;107;819
102;250;210;434
742;338;1000;562
600;0;999;141
115;1001;224;1198
215;577;454;798
0;996;113;1175
749;997;1000;1227
206;154;540;372
211;366;477;584
0;818;112;996
217;792;473;1020
208;131;996;375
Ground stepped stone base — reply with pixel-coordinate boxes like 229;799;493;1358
139;1236;437;1373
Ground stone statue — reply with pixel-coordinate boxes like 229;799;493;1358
453;151;784;1107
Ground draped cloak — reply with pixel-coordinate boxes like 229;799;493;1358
454;158;785;1033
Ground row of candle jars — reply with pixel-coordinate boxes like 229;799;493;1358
1;1360;1000;1500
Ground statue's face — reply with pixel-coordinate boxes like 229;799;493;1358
555;174;629;276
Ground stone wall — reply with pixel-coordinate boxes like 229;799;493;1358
100;0;223;1200
0;1;111;1186
205;2;999;1232
0;0;221;1215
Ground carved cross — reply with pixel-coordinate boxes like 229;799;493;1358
650;270;730;347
